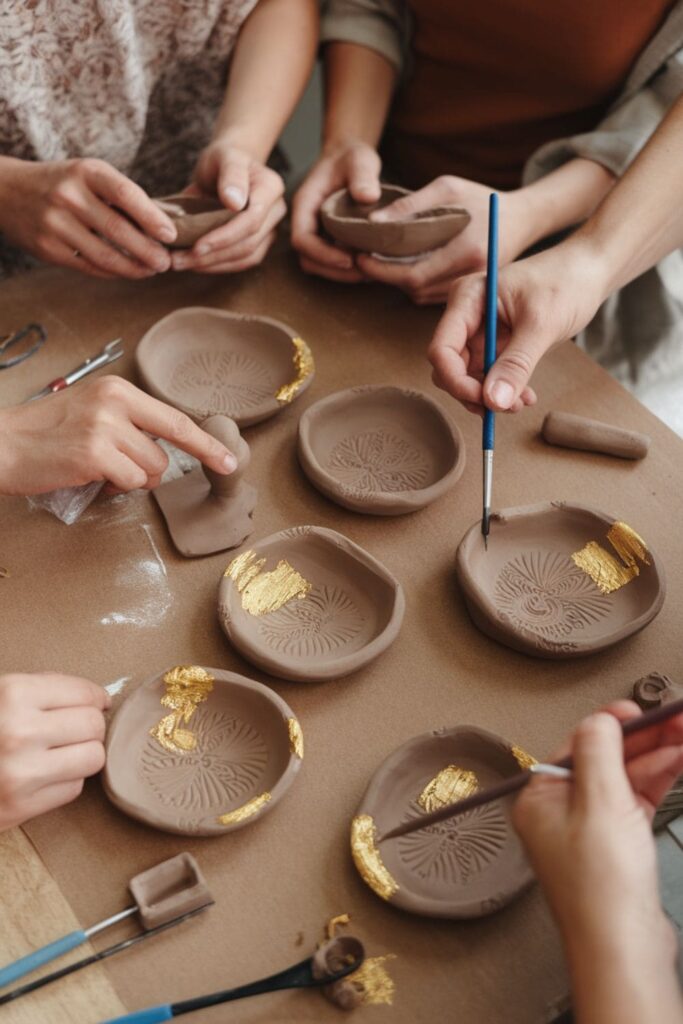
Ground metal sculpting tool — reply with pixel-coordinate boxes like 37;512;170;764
24;337;123;401
379;696;683;842
482;192;499;550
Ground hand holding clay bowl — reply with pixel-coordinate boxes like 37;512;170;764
152;194;237;249
320;184;470;259
103;666;303;836
136;306;314;427
457;502;665;659
351;726;535;918
218;526;405;681
298;385;465;515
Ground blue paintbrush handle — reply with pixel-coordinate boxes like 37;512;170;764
101;1005;173;1023
484;192;498;374
483;408;495;451
0;930;87;988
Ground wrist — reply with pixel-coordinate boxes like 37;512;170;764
209;125;272;164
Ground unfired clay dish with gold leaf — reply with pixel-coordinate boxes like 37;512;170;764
320;185;470;259
152;194;237;249
456;501;665;660
298;385;465;515
351;726;535;918
136;307;314;427
103;666;303;836
218;526;405;681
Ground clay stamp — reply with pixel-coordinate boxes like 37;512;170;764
218;526;405;681
542;411;650;460
153;194;236;249
320;185;470;259
456;502;665;659
153;414;256;557
298;385;465;515
632;671;683;828
129;852;213;928
103;665;303;836
351;726;535;918
136;307;314;427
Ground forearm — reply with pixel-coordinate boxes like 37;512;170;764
322;41;396;150
211;0;318;160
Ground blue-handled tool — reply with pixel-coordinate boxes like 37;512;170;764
482;192;499;549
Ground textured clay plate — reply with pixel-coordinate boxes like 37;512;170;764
153;194;236;249
218;526;405;681
456;502;665;659
320;185;470;258
298;385;465;515
103;665;303;836
136;307;314;427
351;726;535;918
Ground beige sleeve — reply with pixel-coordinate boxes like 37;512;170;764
320;0;410;73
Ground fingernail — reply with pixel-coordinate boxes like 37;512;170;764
154;257;170;272
158;226;176;243
490;381;514;410
196;243;210;256
174;255;189;270
370;210;387;222
335;255;353;269
224;187;246;210
222;453;237;472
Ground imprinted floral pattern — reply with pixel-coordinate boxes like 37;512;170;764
397;802;507;887
494;551;610;641
257;585;365;658
168;349;273;417
328;431;429;494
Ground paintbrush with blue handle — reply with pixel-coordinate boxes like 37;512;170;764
482;192;498;549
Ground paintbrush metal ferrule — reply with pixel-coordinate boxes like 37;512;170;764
481;449;493;546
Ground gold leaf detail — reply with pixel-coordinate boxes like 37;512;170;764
350;955;397;1006
571;521;650;595
150;666;214;755
350;814;398;901
224;550;312;616
288;718;304;759
325;913;350;940
417;765;478;812
275;337;314;404
511;745;538;771
217;791;271;826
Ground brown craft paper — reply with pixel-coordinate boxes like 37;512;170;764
2;242;683;1023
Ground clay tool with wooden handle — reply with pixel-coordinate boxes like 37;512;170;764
380;696;683;842
482;192;498;550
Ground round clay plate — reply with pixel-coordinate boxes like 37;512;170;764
351;726;534;918
136;307;314;427
103;666;303;836
320;184;470;259
298;385;465;515
218;526;405;681
456;502;665;659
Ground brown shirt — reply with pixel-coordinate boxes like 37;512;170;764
382;0;675;189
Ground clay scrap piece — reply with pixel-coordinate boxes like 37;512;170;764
153;194;236;249
320;184;470;259
103;665;303;836
218;526;405;681
632;672;683;828
129;852;213;929
298;385;465;515
456;502;665;660
542;411;650;460
136;307;314;427
351;726;534;918
153;414;257;557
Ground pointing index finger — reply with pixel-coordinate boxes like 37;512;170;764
125;390;237;474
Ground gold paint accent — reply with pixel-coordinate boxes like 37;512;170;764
417;765;478;812
217;791;271;826
350;815;399;902
572;521;650;595
511;745;538;771
224;550;312;616
150;666;214;755
325;913;351;941
351;956;397;1006
288;718;304;759
275;336;314;404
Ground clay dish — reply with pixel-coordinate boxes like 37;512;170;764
456;502;665;659
136;307;314;427
103;665;304;836
351;726;534;918
298;385;465;515
153;194;236;249
218;526;405;681
320;185;470;259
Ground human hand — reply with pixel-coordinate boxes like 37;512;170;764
0;376;237;496
0;673;110;830
513;701;683;978
0;157;176;279
291;138;382;282
171;142;286;274
428;240;607;414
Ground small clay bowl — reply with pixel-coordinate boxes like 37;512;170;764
320;185;470;259
136;307;314;427
298;385;465;515
351;726;534;918
218;526;405;681
103;665;303;836
456;502;665;659
153;194;237;249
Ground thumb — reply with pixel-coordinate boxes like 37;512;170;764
218;153;250;212
482;324;545;411
346;146;381;204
